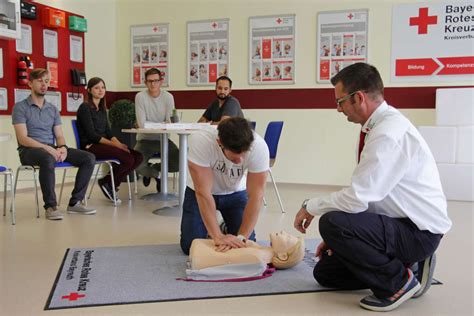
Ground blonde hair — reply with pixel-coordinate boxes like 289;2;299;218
271;237;305;269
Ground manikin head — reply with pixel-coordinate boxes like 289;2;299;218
269;231;305;269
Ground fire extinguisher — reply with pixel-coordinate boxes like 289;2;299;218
17;59;28;85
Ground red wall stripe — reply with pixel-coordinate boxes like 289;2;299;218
106;86;472;111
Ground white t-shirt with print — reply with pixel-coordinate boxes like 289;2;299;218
187;127;269;195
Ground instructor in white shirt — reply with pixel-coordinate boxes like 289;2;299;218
180;117;269;255
294;63;451;312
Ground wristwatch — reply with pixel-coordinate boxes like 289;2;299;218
236;234;247;243
58;144;68;149
301;199;310;211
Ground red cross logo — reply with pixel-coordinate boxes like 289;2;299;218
276;18;282;24
61;292;86;301
347;13;354;19
152;26;158;32
212;22;217;28
409;7;437;34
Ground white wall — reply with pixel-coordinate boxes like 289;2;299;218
0;0;467;188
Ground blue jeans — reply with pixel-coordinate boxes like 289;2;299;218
180;187;256;254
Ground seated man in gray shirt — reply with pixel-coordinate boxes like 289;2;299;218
134;68;179;191
198;76;243;124
12;68;97;220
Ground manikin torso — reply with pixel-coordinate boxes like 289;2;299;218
189;231;304;270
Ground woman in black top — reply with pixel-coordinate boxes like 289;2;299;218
76;77;143;203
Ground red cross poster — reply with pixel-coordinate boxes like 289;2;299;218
187;19;229;86
130;24;169;87
391;1;474;82
249;14;296;85
317;10;368;83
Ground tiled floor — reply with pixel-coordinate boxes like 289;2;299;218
1;181;472;315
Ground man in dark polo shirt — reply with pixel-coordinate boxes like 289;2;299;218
12;68;97;220
197;76;243;124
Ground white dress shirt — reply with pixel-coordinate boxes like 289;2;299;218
306;101;452;234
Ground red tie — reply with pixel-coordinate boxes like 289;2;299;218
358;131;366;163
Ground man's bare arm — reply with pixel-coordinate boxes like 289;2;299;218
238;171;267;238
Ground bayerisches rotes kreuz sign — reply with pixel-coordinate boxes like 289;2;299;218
391;1;474;82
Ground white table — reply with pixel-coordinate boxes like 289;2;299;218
0;133;11;142
123;127;200;213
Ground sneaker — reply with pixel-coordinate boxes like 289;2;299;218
67;202;97;215
155;177;161;193
45;207;64;220
412;253;436;298
98;179;122;204
219;221;228;234
215;211;227;234
143;176;151;187
359;269;420;312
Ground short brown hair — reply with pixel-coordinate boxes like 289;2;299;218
144;68;162;81
217;117;254;153
330;62;384;98
29;68;49;81
216;76;232;88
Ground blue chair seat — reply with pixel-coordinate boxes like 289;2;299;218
263;121;285;213
54;162;74;168
0;166;6;172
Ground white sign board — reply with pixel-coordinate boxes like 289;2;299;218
391;1;474;82
249;14;296;85
131;24;169;87
317;10;368;82
187;19;229;86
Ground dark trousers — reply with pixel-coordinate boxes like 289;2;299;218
134;139;179;178
180;187;255;255
314;211;442;298
87;144;143;189
19;146;96;209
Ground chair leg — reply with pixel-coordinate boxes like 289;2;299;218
126;175;132;200
58;169;67;206
107;162;117;206
88;164;101;200
12;167;20;214
3;174;6;217
133;171;138;195
172;172;176;192
269;169;285;214
9;173;15;225
32;168;40;218
263;197;267;206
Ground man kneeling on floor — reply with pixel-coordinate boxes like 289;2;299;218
293;62;452;312
180;117;269;255
12;68;97;220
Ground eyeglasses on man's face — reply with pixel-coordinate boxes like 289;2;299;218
335;90;360;107
146;79;161;84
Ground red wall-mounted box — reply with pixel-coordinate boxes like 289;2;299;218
42;7;66;28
